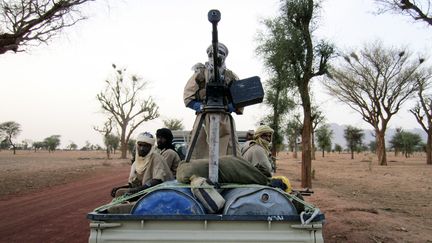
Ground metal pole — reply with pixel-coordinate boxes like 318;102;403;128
208;113;220;182
206;9;222;183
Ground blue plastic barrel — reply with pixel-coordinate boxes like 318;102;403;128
131;188;205;215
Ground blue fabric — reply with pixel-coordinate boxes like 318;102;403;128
187;100;202;112
227;103;235;113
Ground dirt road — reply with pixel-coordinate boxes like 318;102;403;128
0;165;129;243
1;150;431;243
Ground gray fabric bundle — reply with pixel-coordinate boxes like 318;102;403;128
177;155;270;185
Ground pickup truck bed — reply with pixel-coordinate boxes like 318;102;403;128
88;183;325;243
88;214;324;243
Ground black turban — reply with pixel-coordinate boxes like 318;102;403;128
156;128;174;150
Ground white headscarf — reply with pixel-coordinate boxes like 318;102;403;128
132;132;156;175
205;43;228;77
253;125;274;153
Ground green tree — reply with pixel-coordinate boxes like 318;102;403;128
334;144;343;154
43;135;61;152
97;64;159;159
105;134;120;154
315;124;333;157
0;138;10;150
163;118;184;130
311;107;326;160
259;0;334;188
285;114;302;159
324;41;424;165
344;126;364;160
392;127;404;156
94;116;115;159
21;139;32;150
80;141;92;151
390;131;423;158
369;141;377;153
0;121;21;154
32;141;46;152
128;138;136;157
256;21;296;167
67;142;77;150
0;0;94;54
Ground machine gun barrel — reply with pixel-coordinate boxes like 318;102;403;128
207;9;222;183
208;9;221;85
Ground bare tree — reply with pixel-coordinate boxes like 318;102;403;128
94;116;114;159
410;72;432;164
162;118;184;131
324;41;424;165
97;64;159;159
0;121;21;154
0;0;94;54
375;0;432;26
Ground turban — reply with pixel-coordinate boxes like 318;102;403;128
156;128;175;150
136;132;155;146
156;128;174;142
253;125;274;139
131;132;156;177
206;43;229;58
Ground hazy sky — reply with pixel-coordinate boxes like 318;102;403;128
1;0;431;148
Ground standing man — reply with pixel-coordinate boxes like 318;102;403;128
156;128;181;177
241;125;274;177
183;43;242;159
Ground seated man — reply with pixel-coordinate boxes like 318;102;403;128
112;132;174;198
156;128;181;177
241;125;274;177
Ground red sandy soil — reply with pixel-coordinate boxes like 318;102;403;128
0;150;431;242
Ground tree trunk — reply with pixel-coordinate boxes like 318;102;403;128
293;144;298;159
322;149;324;157
106;147;110;159
427;133;432;165
301;107;312;189
311;131;316;160
350;146;354;159
376;131;387;165
120;125;127;159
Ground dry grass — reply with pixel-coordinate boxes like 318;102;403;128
0;150;129;196
276;151;432;242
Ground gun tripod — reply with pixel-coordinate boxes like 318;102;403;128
185;110;238;163
184;107;240;183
